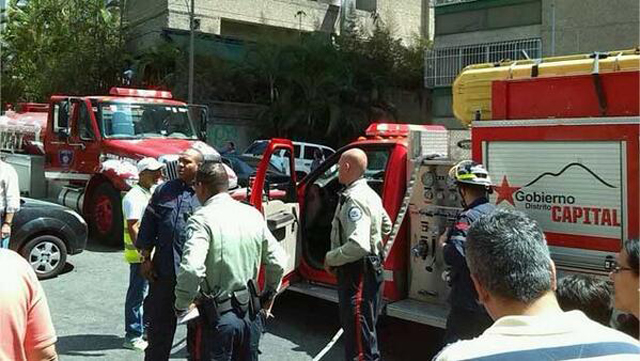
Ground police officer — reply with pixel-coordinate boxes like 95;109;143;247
324;148;392;361
174;161;287;361
136;146;207;361
440;160;495;345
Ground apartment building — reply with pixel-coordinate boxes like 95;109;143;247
126;0;430;53
426;0;640;128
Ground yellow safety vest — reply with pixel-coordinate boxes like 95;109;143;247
123;184;151;264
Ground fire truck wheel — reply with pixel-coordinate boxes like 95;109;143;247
89;182;124;247
21;235;68;280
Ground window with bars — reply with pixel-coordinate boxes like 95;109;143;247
425;38;541;88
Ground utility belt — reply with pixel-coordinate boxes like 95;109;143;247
196;279;271;327
364;253;383;277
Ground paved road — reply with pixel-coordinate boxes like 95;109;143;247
41;240;443;360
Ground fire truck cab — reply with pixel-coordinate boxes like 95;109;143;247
1;87;212;246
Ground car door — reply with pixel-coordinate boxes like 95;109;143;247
249;139;300;285
293;144;397;286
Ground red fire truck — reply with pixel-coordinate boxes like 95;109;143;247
246;49;639;327
0;87;216;246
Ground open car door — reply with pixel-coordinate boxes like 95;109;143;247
248;139;300;287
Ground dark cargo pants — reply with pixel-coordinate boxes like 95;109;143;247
336;256;384;361
144;277;178;361
187;309;263;361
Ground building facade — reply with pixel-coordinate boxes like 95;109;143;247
426;0;640;128
126;0;430;52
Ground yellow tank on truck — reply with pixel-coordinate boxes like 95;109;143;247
452;48;640;126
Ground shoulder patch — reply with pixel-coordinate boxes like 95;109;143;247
454;221;470;231
348;206;363;222
185;227;194;240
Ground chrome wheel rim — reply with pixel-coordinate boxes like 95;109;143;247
29;241;61;274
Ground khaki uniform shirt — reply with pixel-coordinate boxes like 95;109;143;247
175;193;287;310
325;178;392;267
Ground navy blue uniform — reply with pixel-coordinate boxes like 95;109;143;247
136;179;200;361
442;197;495;345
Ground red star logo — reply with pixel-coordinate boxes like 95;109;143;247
494;176;521;206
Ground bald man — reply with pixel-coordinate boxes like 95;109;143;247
137;147;206;361
325;148;392;361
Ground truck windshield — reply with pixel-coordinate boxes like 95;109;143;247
97;102;198;139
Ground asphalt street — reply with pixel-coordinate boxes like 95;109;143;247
41;239;443;360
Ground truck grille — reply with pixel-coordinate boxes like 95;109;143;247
159;155;180;181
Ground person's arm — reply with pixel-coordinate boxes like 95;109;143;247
381;207;392;236
175;216;210;310
442;215;470;266
2;165;20;238
260;221;288;314
127;220;140;243
324;199;371;267
261;222;287;295
135;191;160;252
23;262;58;361
26;344;57;361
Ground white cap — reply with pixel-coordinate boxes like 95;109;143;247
137;157;165;173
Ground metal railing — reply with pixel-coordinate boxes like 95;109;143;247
425;38;542;88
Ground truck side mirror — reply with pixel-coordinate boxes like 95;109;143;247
199;108;208;142
57;127;70;140
188;104;209;142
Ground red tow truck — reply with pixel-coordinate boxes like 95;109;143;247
246;49;639;327
0;87;214;246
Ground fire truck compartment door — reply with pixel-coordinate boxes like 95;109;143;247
485;140;624;268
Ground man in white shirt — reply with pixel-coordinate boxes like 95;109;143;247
0;158;20;249
434;209;640;361
122;157;164;351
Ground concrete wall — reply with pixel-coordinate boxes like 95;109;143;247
126;0;428;50
540;0;640;56
125;0;169;52
205;101;266;151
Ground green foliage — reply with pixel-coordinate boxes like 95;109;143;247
132;22;430;147
1;0;125;103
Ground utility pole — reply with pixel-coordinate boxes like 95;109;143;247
188;0;195;104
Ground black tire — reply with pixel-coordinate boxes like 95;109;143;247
20;235;68;280
88;182;124;247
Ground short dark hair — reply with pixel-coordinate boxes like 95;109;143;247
196;161;228;194
623;238;639;276
556;274;612;326
466;208;553;304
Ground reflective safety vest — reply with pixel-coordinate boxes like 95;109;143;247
123;184;152;264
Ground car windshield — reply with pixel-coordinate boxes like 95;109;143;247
244;141;269;156
97;102;198;139
232;155;284;174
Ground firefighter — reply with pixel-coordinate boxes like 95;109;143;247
136;147;205;361
324;148;392;361
174;161;287;360
440;160;495;345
